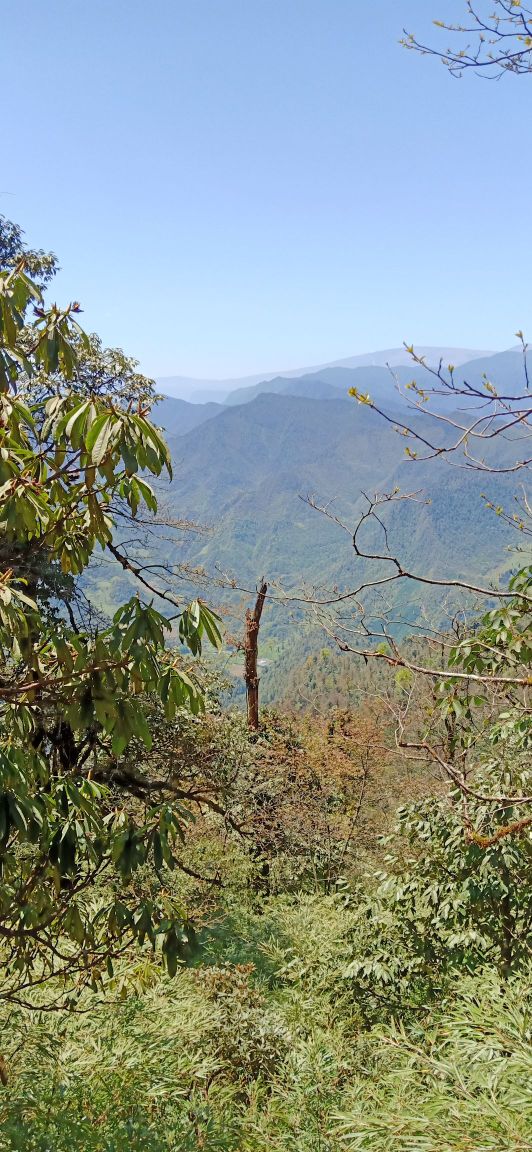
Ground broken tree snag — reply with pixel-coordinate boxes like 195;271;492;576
244;581;268;730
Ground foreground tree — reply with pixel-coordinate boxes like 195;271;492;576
0;222;223;1005
345;772;532;1022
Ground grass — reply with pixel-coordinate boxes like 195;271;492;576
1;895;531;1152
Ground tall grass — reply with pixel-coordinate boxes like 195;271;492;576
1;896;530;1151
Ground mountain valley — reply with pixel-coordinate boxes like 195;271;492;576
134;348;531;697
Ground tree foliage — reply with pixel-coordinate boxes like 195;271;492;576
0;222;223;1001
344;781;532;1024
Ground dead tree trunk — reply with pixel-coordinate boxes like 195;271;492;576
244;581;268;730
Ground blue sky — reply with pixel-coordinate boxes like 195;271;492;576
2;1;530;380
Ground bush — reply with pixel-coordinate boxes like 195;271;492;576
195;962;292;1085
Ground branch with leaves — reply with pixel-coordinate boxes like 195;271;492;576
306;335;532;829
403;1;532;78
0;223;226;1001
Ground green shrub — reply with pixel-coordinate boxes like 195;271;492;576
195;962;292;1085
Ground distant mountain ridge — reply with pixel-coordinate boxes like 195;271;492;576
156;346;494;402
154;348;528;436
91;347;531;698
154;396;223;436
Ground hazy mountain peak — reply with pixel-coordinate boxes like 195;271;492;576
156;346;495;402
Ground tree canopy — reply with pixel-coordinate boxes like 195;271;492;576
0;219;223;1004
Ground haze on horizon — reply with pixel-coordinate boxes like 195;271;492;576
156;343;499;401
2;0;531;380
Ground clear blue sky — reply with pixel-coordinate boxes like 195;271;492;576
2;1;530;379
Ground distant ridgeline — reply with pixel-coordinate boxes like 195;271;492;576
85;348;531;701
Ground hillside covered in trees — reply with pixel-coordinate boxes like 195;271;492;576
2;1;532;1150
2;199;531;1148
86;353;527;700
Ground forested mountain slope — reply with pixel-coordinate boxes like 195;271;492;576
87;350;530;692
165;391;517;593
153;395;223;435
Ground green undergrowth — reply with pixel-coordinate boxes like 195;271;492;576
1;893;531;1152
